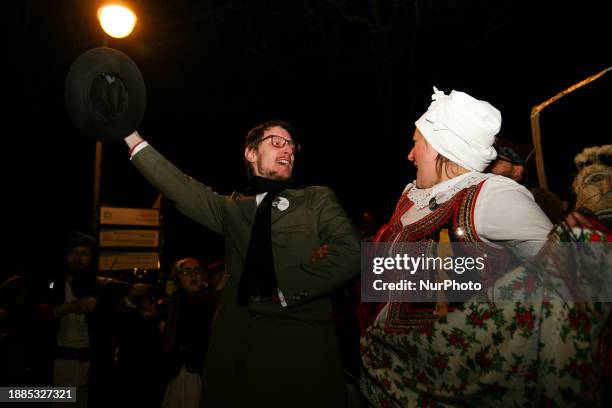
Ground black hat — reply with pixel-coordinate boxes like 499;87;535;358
65;47;146;142
66;230;98;253
495;145;525;166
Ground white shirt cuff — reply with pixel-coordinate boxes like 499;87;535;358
129;141;150;160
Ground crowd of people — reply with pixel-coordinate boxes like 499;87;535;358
0;234;224;407
1;87;611;407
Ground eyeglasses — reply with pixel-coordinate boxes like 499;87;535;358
179;267;204;277
259;135;300;153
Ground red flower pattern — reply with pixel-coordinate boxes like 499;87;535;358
516;310;535;330
568;310;592;332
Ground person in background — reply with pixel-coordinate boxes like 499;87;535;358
0;267;43;387
37;231;113;408
160;257;218;408
524;143;611;405
114;281;165;407
488;144;526;182
488;144;567;224
206;259;227;295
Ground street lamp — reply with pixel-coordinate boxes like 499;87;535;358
92;3;137;236
97;4;137;38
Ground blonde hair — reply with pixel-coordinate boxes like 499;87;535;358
422;134;469;183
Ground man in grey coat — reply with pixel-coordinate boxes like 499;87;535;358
124;120;361;407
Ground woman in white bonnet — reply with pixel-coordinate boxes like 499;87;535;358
395;86;551;255
359;87;553;407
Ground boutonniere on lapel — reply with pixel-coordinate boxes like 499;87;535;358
272;196;290;211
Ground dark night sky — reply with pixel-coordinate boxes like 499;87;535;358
3;0;610;278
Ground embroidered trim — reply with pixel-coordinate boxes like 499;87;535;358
379;181;509;333
406;172;491;210
384;304;442;332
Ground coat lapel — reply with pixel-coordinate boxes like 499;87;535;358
234;189;304;226
235;194;257;225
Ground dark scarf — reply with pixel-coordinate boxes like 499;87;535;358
237;176;290;305
70;271;98;298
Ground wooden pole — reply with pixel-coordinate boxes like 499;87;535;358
530;66;611;188
92;141;103;237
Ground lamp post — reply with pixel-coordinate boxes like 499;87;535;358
92;3;137;236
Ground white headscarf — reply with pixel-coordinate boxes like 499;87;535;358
415;87;501;172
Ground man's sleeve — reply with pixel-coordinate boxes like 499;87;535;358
279;187;361;307
131;145;227;234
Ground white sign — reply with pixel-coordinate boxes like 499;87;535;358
99;251;160;271
99;229;160;248
100;206;160;227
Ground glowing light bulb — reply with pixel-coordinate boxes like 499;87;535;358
98;5;137;39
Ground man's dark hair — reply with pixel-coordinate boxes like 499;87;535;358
243;120;294;178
